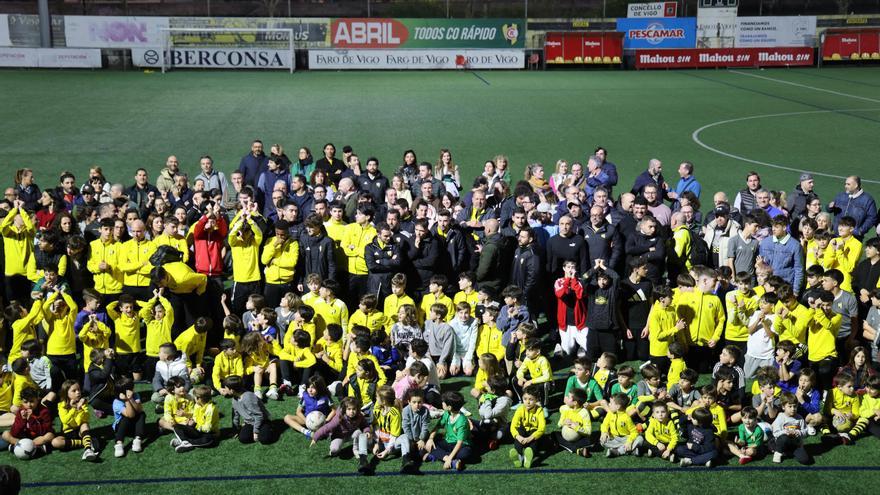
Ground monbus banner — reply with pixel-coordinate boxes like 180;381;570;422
168;17;330;48
330;18;524;49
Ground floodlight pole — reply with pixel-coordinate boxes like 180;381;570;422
38;0;50;47
367;0;371;18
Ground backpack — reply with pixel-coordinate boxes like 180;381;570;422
690;235;711;268
150;245;183;266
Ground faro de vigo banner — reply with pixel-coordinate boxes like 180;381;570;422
309;49;523;69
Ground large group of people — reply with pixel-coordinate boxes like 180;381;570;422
1;140;879;473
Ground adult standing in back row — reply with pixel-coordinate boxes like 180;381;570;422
667;161;701;210
829;175;877;239
238;139;268;189
315;143;347;188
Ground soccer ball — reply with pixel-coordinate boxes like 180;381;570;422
305;411;326;432
561;426;581;442
13;439;36;460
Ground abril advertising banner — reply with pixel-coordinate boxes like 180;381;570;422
330;18;524;49
616;17;696;49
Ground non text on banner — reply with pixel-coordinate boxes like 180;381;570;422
634;47;813;68
168;17;330;48
735;16;816;48
309;49;524;69
0;47;101;67
64;15;169;48
132;47;293;69
0;15;10;47
616;17;697;49
627;2;678;18
330;18;524;49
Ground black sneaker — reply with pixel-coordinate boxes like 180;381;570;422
358;454;371;475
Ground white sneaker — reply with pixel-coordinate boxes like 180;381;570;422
298;384;307;398
460;407;472;417
773;452;783;463
175;441;194;453
679;457;692;467
114;443;125;458
266;387;279;400
170;438;181;448
553;344;564;357
82;448;98;462
255;389;264;400
132;437;143;453
806;426;817;436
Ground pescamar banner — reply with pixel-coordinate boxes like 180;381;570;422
309;49;523;69
616;17;696;49
330;18;524;49
735;16;816;48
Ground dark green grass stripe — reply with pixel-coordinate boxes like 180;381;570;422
790;68;880;89
678;71;880;125
24;465;880;488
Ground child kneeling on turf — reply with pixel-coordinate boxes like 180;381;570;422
52;380;99;461
676;406;717;467
600;393;643;457
313;396;371;473
508;384;547;468
554;387;592;458
423;391;471;471
171;385;219;452
223;375;273;445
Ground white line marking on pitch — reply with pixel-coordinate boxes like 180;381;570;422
691;108;880;184
729;70;880;104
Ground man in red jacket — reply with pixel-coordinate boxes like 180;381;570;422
191;201;228;345
1;387;54;455
554;260;587;359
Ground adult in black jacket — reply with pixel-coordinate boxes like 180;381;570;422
433;209;469;280
545;215;589;281
356;158;390;204
407;219;440;297
314;143;347;188
298;214;338;288
625;216;667;285
365;223;404;300
511;228;542;314
786;173;816;222
475;219;505;294
582;205;623;271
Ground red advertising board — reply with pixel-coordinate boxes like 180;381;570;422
544;31;623;64
822;29;880;60
634;47;814;69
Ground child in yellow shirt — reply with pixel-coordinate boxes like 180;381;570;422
420;275;454;324
474;304;504;362
600;393;643;457
644;402;678;461
554;388;592;458
349;294;388;334
508;384;546;469
212;339;244;393
171;385;219;452
275;329;317;396
51;379;99;461
158;376;194;434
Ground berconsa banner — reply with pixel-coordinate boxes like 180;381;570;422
616;17;696;49
330;18;524;49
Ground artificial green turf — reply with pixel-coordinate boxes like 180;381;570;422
1;67;878;203
3;67;880;492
